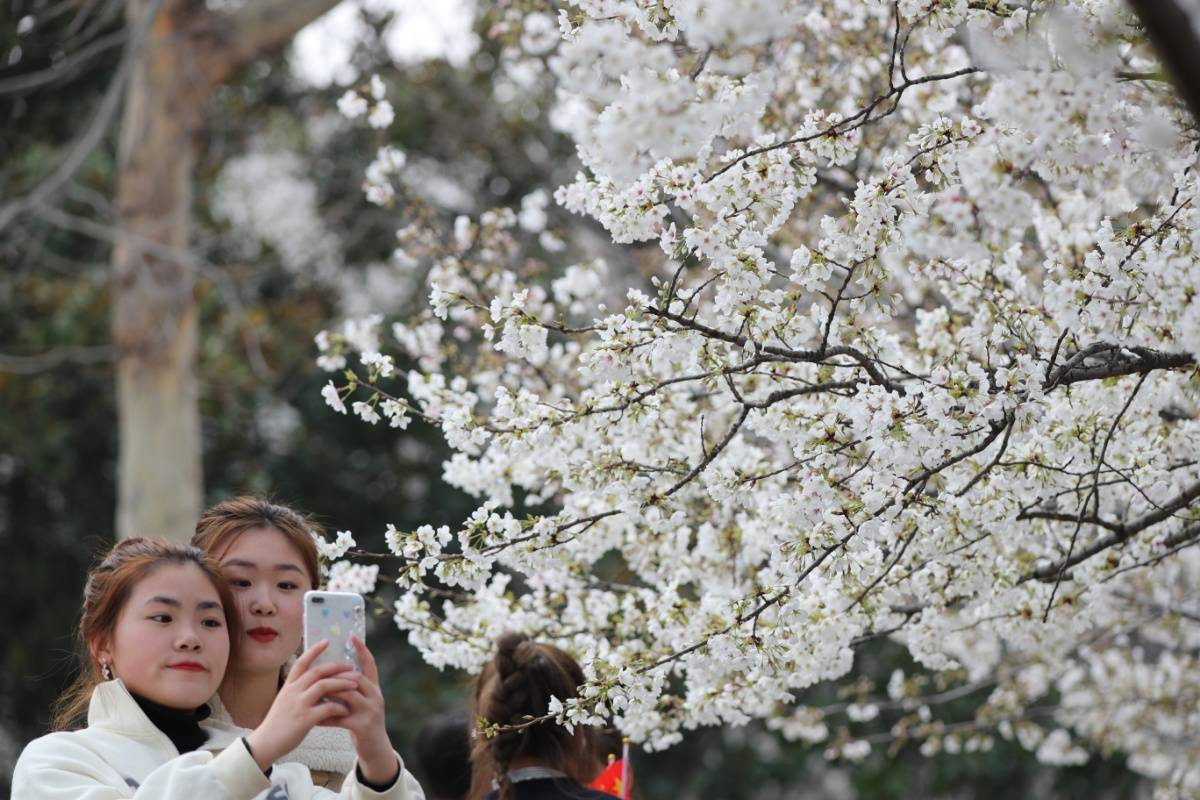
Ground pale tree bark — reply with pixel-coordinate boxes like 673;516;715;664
113;0;341;540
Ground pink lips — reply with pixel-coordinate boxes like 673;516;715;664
169;661;206;672
248;626;279;643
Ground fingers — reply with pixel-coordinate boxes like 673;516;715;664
336;672;382;704
287;640;330;682
324;676;384;735
327;679;372;706
310;697;352;725
303;675;359;704
257;662;361;759
294;660;354;691
294;676;358;730
324;692;365;720
351;636;380;684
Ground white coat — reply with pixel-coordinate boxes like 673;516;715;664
12;680;426;800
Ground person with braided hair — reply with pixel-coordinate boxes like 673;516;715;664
467;633;613;800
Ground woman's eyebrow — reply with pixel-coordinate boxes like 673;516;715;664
143;596;222;610
222;558;303;573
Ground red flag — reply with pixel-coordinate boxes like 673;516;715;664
590;740;632;799
590;756;624;797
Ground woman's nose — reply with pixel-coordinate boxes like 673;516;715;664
175;627;202;651
249;593;276;616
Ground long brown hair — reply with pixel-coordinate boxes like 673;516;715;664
468;632;601;800
192;496;321;589
51;537;240;730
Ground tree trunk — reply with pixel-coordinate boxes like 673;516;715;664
111;0;343;540
112;1;206;540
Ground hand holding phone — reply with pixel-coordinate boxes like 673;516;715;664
244;641;356;769
303;590;366;671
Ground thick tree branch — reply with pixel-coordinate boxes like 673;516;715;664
1024;479;1200;582
1044;344;1195;390
198;0;343;84
1101;522;1200;582
1124;0;1200;123
1162;521;1200;549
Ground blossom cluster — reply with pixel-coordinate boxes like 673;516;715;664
323;1;1200;792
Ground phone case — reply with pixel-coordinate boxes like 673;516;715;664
303;590;366;671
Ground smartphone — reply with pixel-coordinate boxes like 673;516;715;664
303;590;366;671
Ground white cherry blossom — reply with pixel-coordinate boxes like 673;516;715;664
321;2;1200;791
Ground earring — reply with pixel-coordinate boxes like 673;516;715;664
100;661;112;681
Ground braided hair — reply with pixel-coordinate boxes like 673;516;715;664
467;633;600;800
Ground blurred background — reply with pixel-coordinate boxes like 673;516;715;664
0;1;1157;797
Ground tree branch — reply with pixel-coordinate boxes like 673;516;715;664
904;412;1012;495
1044;344;1195;390
0;0;169;233
645;305;906;394
706;67;978;182
0;28;127;95
198;0;343;84
1024;480;1200;582
0;345;115;373
1124;0;1200;122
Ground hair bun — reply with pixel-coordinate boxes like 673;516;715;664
494;631;532;678
512;639;547;671
96;537;164;573
471;632;595;800
109;536;150;549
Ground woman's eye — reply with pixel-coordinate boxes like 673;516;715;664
202;618;224;629
278;582;298;591
230;579;251;588
150;614;172;623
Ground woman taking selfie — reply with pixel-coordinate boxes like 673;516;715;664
194;496;421;794
12;537;409;799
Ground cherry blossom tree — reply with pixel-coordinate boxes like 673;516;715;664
319;1;1200;794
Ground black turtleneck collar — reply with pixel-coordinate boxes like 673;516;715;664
130;693;212;754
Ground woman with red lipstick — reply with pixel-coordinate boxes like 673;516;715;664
12;537;390;799
194;496;422;795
